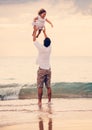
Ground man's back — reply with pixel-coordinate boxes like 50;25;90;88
34;41;51;69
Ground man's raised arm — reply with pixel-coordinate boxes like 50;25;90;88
33;34;36;42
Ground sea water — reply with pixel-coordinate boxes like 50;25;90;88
0;56;92;127
0;56;92;99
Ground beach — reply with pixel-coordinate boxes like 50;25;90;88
0;98;92;130
0;57;92;129
0;0;92;129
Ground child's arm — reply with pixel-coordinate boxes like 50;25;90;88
33;17;38;22
46;18;53;27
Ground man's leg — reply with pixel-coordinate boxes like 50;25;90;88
45;70;52;103
38;87;43;106
37;68;44;106
47;87;52;103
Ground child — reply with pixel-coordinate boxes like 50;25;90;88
32;8;53;38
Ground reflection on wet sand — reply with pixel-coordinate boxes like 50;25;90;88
38;104;52;130
39;117;52;130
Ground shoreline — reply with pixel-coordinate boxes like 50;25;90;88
1;120;92;130
0;98;92;129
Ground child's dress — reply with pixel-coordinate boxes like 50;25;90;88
32;15;46;30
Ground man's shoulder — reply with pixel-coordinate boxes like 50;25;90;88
34;40;43;49
33;40;38;44
34;40;40;45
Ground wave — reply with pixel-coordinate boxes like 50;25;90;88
51;82;92;98
0;82;92;100
0;83;22;100
19;82;92;99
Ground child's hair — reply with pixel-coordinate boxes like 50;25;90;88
38;8;46;15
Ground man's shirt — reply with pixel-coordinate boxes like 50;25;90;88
34;41;51;69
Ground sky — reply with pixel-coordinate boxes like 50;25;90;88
0;0;92;57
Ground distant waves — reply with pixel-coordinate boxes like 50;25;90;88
0;82;92;100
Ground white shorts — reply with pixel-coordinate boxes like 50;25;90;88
32;22;45;30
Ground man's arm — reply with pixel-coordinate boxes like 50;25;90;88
33;29;36;42
33;30;43;50
33;36;36;42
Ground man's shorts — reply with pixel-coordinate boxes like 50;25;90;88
37;67;51;88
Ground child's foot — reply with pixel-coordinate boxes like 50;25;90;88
36;35;38;38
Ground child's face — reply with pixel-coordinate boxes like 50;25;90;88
40;12;46;18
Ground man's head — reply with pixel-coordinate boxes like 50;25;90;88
44;37;51;47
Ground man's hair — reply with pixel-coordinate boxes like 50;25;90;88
38;9;46;15
44;37;51;47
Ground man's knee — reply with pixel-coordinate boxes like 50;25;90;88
47;87;51;92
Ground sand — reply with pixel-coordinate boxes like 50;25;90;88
0;98;92;130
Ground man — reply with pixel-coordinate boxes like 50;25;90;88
33;29;52;106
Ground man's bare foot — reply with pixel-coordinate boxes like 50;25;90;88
38;101;42;107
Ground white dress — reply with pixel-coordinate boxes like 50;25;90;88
32;15;46;29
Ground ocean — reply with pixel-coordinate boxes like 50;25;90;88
0;56;92;100
0;56;92;128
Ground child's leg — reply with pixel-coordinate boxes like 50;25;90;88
36;29;42;38
42;26;47;36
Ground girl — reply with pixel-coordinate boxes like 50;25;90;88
32;9;53;38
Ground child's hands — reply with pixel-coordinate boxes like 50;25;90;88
51;23;53;28
46;19;53;28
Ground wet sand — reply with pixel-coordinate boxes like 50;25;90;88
0;99;92;130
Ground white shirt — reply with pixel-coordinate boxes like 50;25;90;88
32;15;46;29
34;41;51;69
